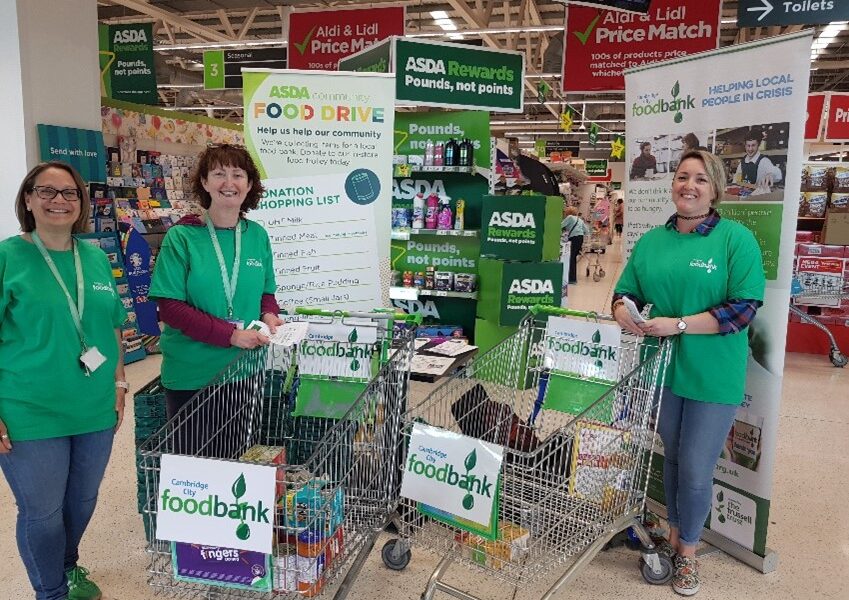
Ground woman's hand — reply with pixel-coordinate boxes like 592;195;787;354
0;417;11;453
230;328;270;349
261;312;285;335
613;303;644;336
115;388;127;433
639;317;682;338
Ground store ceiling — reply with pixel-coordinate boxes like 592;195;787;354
97;0;849;139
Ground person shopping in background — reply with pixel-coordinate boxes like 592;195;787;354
732;129;783;192
150;145;282;452
612;150;765;596
0;163;128;600
613;198;624;237
561;206;589;285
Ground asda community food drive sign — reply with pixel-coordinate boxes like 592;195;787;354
400;423;504;537
156;455;277;553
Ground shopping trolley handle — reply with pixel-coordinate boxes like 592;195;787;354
528;304;613;321
295;306;423;325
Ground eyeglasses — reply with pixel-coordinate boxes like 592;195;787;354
32;186;82;201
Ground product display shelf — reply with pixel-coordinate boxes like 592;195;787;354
411;165;476;174
389;286;478;301
391;228;479;241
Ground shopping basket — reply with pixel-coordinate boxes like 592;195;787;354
138;307;420;599
383;305;674;600
789;266;848;367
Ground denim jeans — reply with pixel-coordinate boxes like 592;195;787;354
656;387;737;546
0;428;114;600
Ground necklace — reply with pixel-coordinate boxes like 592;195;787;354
676;212;710;221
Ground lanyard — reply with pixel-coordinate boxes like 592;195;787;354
31;230;87;350
206;214;241;319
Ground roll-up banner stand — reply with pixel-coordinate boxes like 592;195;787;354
241;69;395;311
624;30;813;573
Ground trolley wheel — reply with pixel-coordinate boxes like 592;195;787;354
600;249;606;254
829;349;848;368
586;266;591;277
593;272;602;282
382;539;411;571
641;554;674;585
598;267;606;278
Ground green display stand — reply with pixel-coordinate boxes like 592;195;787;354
477;258;563;327
480;195;563;262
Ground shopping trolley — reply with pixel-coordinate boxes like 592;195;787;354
580;230;607;282
383;305;674;600
138;307;420;599
789;269;848;367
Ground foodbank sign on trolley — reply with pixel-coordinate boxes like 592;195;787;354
401;423;504;538
156;455;277;554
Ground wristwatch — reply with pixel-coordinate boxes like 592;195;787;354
676;318;688;333
115;381;130;391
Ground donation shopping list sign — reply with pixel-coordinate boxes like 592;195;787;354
242;70;395;311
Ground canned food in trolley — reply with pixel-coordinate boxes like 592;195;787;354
138;307;422;599
385;305;676;599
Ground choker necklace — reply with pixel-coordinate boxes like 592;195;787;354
676;212;710;221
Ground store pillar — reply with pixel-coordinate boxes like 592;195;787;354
0;0;101;239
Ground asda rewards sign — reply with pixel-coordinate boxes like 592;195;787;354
400;423;504;536
501;262;563;326
156;454;277;554
394;38;524;113
481;196;547;261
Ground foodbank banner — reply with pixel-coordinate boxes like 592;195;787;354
98;23;157;105
625;31;812;558
242;70;395;311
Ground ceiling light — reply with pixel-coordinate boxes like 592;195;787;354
811;21;847;61
447;33;465;40
435;19;458;31
154;39;286;52
407;25;562;38
430;10;449;19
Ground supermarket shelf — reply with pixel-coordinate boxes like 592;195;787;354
389;286;477;301
391;228;479;241
409;165;476;174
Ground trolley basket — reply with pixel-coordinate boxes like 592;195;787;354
790;263;849;367
139;308;420;599
384;305;674;599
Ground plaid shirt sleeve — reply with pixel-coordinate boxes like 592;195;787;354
709;299;763;335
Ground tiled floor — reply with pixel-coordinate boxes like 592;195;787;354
2;238;847;599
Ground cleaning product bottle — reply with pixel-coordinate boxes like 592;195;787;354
454;198;465;231
434;142;444;167
424;140;434;166
437;195;453;230
445;138;458;166
425;193;439;229
412;193;425;229
458;138;471;167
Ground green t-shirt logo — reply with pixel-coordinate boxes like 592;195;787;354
689;257;717;274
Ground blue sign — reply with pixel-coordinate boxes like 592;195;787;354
123;229;159;336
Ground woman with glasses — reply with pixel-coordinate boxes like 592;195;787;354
0;162;127;600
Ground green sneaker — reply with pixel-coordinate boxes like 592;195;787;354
66;566;102;600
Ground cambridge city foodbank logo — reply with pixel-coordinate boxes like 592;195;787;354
631;81;695;124
160;473;270;541
301;328;367;373
690;257;717;273
406;449;492;510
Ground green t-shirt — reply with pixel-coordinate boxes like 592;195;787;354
0;236;127;441
614;218;765;405
149;220;276;390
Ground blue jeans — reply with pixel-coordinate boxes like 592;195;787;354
0;428;114;600
656;387;737;546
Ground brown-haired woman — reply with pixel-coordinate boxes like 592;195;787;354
149;144;282;436
0;162;127;600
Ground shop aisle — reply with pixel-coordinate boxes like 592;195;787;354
2;246;847;598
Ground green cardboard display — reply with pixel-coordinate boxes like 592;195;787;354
477;258;563;327
480;195;563;261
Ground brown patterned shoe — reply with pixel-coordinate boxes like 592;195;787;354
672;555;700;596
651;536;677;560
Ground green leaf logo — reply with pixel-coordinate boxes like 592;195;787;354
674;112;683;124
464;450;477;471
595;359;604;369
348;328;358;344
462;493;475;510
672;81;680;98
716;491;724;502
717;514;726;524
232;474;247;499
591;330;601;344
350;358;360;372
236;522;251;540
